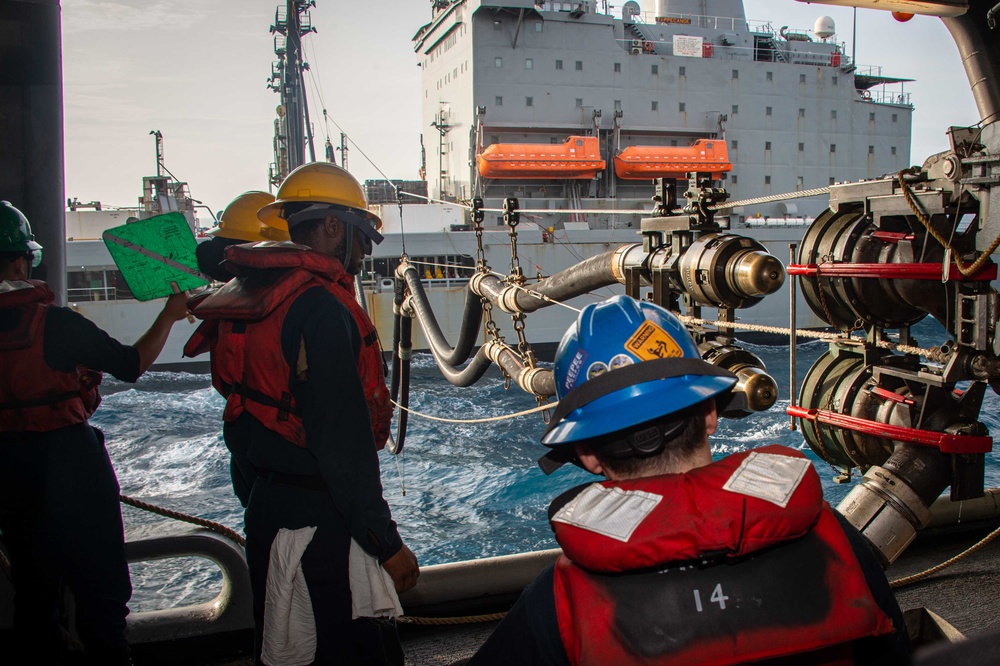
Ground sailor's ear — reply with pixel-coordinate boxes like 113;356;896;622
323;214;342;238
575;444;605;476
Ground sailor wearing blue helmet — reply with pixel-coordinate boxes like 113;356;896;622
468;295;910;666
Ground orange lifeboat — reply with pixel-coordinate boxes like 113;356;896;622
613;139;732;180
477;136;606;179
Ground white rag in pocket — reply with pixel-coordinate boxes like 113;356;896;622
349;538;403;620
261;526;318;666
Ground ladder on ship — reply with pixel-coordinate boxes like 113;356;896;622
753;34;787;63
626;23;656;54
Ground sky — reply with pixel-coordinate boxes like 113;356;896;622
61;0;980;222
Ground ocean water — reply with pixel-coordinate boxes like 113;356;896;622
92;318;1000;612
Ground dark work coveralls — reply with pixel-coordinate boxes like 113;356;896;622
0;301;141;665
221;285;404;665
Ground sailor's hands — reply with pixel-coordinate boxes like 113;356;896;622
383;543;420;594
162;290;192;322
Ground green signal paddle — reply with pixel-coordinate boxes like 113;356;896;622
102;212;210;301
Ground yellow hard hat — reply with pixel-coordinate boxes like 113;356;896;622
258;162;383;244
208;191;289;242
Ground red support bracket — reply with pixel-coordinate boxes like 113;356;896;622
787;405;993;454
787;262;998;281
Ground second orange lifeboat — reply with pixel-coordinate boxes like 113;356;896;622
477;136;605;179
613;139;732;180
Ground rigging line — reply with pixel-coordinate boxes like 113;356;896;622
390;399;555;423
397;190;469;209
322;113;397;183
709;186;831;211
678;314;947;359
482;207;651;215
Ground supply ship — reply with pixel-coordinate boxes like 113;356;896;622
62;0;916;368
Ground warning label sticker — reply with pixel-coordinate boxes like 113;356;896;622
624;321;684;360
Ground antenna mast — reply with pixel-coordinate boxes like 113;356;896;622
267;0;317;189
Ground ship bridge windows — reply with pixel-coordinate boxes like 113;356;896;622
731;174;738;184
526;96;533;107
800;74;806;84
830;144;836;153
679;66;686;77
651;101;659;111
798;142;804;152
799;108;805;118
576;98;584;108
556;59;563;70
892;113;898;122
765;141;771;151
575;60;583;71
869;145;875;154
614;62;621;73
679;102;686;112
732;69;739;79
732;104;738;115
766;71;773;81
614;99;621;110
832;75;838;85
766;106;772;116
494;20;501;30
891;146;897;155
495;57;503;68
651;64;658;75
870;112;876;122
526;58;533;69
535;21;543;32
765;175;771;185
731;140;738;150
496;96;503;106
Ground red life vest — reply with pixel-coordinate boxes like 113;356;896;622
0;280;102;432
184;243;392;449
550;445;895;666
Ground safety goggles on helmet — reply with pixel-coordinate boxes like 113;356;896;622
28;249;43;268
284;203;385;246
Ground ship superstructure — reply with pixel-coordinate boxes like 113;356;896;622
414;0;912;227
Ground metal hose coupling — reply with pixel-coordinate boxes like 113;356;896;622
837;466;933;568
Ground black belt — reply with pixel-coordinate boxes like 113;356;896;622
257;469;328;491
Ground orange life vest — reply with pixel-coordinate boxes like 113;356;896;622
0;280;102;432
184;243;392;449
550;445;896;665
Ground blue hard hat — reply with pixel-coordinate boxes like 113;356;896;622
540;295;737;454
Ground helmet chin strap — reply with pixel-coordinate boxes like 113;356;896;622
342;222;354;268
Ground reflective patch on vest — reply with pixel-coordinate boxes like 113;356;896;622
552;483;662;542
722;451;811;508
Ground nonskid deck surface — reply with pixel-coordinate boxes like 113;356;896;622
888;518;1000;639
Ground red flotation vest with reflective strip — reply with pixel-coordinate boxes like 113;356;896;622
0;280;102;432
184;243;392;449
550;445;895;666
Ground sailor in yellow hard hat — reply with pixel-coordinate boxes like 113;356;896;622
196;191;290;282
257;161;384;274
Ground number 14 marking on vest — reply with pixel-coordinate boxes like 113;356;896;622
693;584;729;611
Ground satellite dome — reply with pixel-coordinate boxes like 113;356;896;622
814;16;836;39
